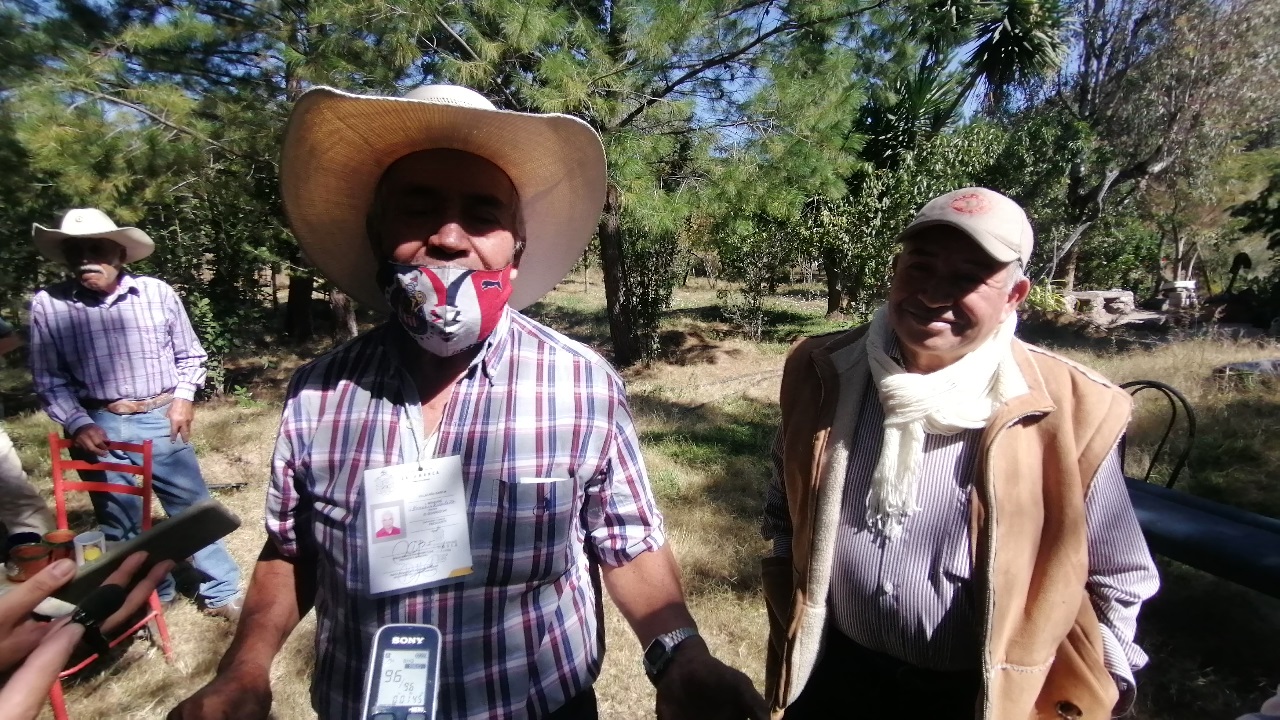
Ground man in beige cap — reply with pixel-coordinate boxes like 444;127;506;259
760;188;1159;719
171;85;766;720
27;208;242;619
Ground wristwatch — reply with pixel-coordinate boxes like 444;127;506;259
642;626;699;686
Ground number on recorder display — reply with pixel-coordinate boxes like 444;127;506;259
361;624;442;720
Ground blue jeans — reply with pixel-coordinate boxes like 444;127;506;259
73;406;241;608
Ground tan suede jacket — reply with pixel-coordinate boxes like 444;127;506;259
762;325;1132;720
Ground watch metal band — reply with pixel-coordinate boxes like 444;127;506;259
643;626;700;685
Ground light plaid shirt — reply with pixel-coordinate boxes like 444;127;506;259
267;308;665;720
29;274;208;434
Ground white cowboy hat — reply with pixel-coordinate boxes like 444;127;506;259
31;208;155;264
280;84;607;312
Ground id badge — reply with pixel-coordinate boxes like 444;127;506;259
363;456;474;596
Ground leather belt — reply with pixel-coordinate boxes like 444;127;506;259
84;391;175;415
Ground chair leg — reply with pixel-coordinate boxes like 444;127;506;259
49;676;69;720
148;592;175;662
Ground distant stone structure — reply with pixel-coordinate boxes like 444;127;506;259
1065;290;1135;324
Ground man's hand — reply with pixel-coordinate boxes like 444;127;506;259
655;637;769;720
167;399;194;443
166;665;273;720
72;423;111;456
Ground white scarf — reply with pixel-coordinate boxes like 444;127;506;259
865;305;1019;539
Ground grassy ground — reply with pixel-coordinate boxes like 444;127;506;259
3;273;1279;719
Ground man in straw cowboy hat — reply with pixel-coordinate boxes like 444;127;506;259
170;85;768;720
27;209;244;620
760;188;1158;719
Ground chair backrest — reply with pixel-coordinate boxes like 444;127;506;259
1119;380;1197;489
47;433;154;532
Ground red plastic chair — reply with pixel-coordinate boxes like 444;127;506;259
46;433;175;720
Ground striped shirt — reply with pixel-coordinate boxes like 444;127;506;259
762;339;1158;698
267;307;665;720
29;274;208;434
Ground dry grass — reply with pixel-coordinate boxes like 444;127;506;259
5;275;1279;719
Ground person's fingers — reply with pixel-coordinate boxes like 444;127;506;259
0;618;57;675
102;558;175;634
102;552;149;587
0;560;76;628
0;621;84;720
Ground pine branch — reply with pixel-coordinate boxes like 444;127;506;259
71;85;253;161
611;3;885;131
433;13;522;110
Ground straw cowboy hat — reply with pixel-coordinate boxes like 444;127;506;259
32;208;155;264
280;84;607;312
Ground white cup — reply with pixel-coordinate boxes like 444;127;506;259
73;530;107;566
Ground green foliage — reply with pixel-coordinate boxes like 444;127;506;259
1023;279;1069;313
1233;171;1280;251
798;122;1012;315
1073;214;1162;295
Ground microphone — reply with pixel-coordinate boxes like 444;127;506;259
71;584;127;657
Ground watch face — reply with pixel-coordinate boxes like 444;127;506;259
644;640;667;668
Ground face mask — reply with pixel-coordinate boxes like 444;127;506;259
379;263;514;356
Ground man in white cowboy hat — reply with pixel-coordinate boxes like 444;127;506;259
170;85;768;720
27;208;243;620
760;188;1159;719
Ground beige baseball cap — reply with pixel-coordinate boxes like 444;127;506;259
897;187;1034;265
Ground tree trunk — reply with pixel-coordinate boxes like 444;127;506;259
285;272;314;343
329;285;358;343
1054;244;1080;294
598;184;637;365
822;246;842;315
1043;221;1093;287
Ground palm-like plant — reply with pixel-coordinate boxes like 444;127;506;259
962;0;1070;111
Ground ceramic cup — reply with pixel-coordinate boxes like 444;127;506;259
73;530;107;566
9;543;52;582
43;529;78;563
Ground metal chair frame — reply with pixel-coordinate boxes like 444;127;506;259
1119;380;1197;489
46;433;175;720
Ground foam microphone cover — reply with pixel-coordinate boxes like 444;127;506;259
76;584;127;624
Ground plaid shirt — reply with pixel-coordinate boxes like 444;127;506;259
267;308;665;720
29;274;208;434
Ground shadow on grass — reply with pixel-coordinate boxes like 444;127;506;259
1134;559;1280;719
630;393;779;597
1128;391;1280;519
523;300;613;354
664;304;850;345
1;356;38;420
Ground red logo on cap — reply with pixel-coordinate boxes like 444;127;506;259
950;192;990;215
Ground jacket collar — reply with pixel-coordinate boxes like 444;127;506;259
807;325;1055;428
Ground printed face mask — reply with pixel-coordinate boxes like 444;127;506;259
379;263;514;356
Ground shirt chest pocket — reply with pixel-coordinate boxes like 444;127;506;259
474;473;579;587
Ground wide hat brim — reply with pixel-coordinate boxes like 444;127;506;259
31;225;155;265
280;86;607;312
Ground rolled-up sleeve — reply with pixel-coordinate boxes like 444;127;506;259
265;372;314;557
583;377;666;568
1086;445;1161;711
